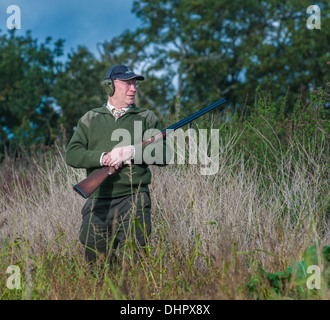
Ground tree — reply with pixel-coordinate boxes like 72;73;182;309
53;46;105;137
244;1;329;114
0;29;64;159
130;0;329;115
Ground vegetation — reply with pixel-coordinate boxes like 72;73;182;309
0;0;329;157
0;87;329;299
0;0;329;300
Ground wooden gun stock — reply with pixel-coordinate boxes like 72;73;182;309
73;166;117;199
72;98;226;198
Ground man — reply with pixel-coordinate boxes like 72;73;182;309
65;65;168;268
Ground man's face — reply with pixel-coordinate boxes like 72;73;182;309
112;78;138;108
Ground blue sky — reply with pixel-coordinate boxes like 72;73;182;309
0;0;142;59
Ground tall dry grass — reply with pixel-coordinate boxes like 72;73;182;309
0;130;328;300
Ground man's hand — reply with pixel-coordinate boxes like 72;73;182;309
102;146;132;168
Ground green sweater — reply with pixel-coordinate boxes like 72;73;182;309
65;104;168;198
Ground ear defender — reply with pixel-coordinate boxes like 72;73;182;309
101;65;119;96
101;78;115;96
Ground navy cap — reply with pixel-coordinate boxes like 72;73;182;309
104;65;144;81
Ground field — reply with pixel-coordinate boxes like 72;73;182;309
1;0;329;302
0;122;329;300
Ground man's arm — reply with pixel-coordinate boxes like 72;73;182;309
65;118;104;169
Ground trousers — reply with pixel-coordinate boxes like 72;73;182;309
79;192;151;265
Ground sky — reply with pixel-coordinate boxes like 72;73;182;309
0;0;142;60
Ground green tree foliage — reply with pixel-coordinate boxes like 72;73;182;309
53;46;105;137
244;1;329;114
0;0;329;158
0;30;63;159
129;0;329;113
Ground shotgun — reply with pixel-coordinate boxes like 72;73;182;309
73;98;227;198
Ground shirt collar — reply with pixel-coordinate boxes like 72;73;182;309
106;100;132;113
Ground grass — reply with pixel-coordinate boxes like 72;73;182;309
0;128;329;300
